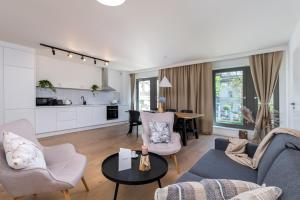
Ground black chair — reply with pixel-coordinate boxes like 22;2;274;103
177;109;197;139
165;108;177;112
127;110;142;138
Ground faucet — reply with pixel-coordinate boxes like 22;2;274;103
81;96;87;105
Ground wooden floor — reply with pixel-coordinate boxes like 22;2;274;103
0;124;220;200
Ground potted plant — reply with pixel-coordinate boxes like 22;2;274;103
37;80;56;93
91;84;100;96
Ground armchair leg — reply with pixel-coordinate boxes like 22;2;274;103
62;190;71;200
13;198;21;200
81;177;90;192
171;154;180;174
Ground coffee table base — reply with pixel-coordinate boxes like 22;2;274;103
113;180;162;200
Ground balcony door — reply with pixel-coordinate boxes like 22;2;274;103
136;77;158;111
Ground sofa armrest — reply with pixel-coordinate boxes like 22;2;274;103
214;138;258;158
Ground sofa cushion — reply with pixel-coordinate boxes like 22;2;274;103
155;179;261;200
176;172;204;183
257;134;300;184
190;149;257;183
262;149;300;200
3;131;46;170
230;186;282;200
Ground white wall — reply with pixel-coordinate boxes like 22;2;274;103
37;55;102;90
287;20;300;129
133;54;288;138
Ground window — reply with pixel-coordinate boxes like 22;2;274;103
136;77;158;111
213;66;279;130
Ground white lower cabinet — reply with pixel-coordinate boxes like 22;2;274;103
36;108;57;134
92;106;106;125
36;105;129;134
5;109;35;126
56;108;77;131
77;107;94;127
119;105;129;121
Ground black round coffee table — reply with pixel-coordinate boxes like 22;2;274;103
101;151;168;200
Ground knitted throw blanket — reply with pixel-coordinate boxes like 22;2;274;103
225;127;300;169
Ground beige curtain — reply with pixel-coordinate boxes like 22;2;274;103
249;51;283;143
159;63;213;134
129;73;136;110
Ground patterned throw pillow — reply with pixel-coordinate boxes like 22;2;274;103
154;179;261;200
3;131;47;170
149;121;171;144
230;186;282;200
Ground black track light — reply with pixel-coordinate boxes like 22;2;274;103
81;56;86;62
52;48;55;55
68;52;73;58
94;59;97;65
105;61;109;66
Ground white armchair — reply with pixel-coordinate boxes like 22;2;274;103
140;112;182;173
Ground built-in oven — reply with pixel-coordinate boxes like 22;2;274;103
107;106;118;120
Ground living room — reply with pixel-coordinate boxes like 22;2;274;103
1;0;300;200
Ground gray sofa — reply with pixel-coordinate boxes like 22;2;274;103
177;134;300;200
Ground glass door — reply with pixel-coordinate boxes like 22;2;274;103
136;77;158;111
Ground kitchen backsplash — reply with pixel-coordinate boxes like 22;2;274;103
36;88;120;105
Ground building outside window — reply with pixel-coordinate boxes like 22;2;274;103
136;77;158;111
213;66;279;130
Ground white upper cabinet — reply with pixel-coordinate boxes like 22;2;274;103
108;69;122;92
4;48;35;69
4;66;35;109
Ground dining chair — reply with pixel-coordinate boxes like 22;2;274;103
178;109;197;138
140;112;182;173
127;110;142;138
0;119;89;200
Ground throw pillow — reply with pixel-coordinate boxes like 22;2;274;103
230;186;282;200
154;179;261;200
149;121;171;144
3;131;47;170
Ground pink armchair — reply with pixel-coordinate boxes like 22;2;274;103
140;112;182;173
0;119;89;200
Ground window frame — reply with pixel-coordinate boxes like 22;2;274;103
136;77;158;111
213;66;279;130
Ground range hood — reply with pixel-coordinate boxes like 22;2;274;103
100;68;116;91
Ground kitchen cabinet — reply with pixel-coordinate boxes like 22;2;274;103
5;109;35;126
36;108;57;134
92;106;106;125
57;107;77;131
4;48;35;69
119;105;129;121
77;106;93;127
0;43;35;126
4;66;35;109
108;69;122;92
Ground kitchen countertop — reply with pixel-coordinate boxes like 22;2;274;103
36;104;129;108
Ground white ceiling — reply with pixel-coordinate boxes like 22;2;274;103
0;0;300;71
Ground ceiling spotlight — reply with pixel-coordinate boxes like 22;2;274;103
105;61;109;66
52;48;55;55
68;52;73;58
96;0;126;6
94;59;97;65
81;56;86;62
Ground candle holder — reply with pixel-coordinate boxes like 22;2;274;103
139;153;151;171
